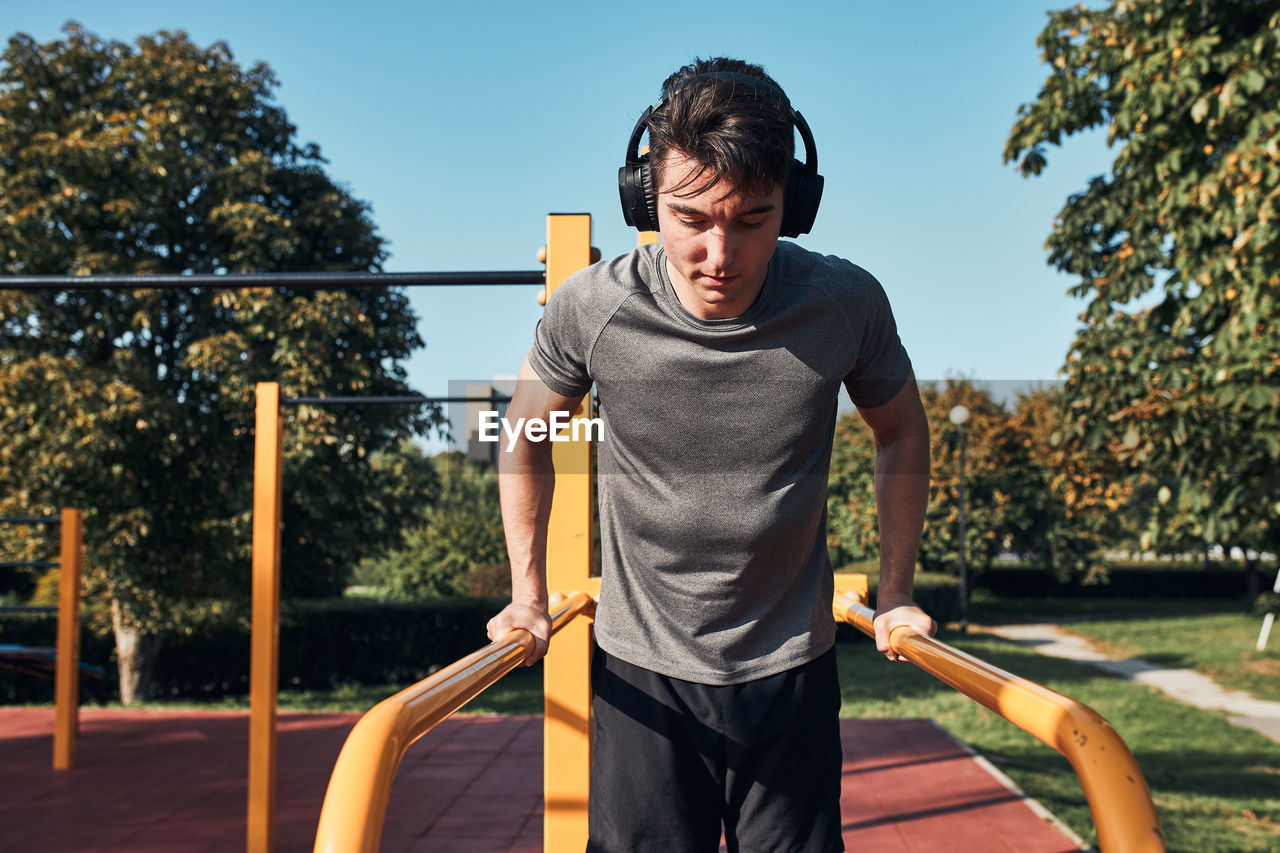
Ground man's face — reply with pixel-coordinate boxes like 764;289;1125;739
656;150;785;321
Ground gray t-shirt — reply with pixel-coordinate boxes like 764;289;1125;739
528;241;911;684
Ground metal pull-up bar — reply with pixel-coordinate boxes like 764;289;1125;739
0;270;545;291
281;395;510;406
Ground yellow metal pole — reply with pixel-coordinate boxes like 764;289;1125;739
248;382;284;853
52;507;83;770
543;213;595;852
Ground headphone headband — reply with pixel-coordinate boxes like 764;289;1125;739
618;71;823;237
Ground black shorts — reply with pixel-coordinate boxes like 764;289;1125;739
587;647;844;853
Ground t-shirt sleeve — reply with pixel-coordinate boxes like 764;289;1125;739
842;270;913;408
527;274;595;399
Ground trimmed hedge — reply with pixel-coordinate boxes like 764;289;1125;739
17;561;1253;702
1;596;508;704
3;573;969;700
976;564;1261;599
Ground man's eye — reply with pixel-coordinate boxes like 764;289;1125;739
739;218;766;228
679;218;704;228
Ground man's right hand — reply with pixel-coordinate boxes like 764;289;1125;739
486;602;552;666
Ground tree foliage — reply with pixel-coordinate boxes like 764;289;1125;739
1007;388;1134;582
0;24;437;700
826;409;879;566
1005;0;1280;556
828;380;1048;577
357;452;509;599
915;382;1034;577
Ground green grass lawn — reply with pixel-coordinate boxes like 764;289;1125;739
968;592;1280;701
1054;609;1279;703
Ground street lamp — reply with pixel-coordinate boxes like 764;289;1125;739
949;405;970;634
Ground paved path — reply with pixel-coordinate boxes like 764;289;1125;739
987;622;1280;742
0;709;1085;852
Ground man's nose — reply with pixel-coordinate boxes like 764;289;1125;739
703;228;733;270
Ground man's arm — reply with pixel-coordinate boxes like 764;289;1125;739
854;373;936;661
484;355;585;665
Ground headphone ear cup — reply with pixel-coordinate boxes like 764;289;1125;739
636;162;659;233
780;159;824;238
618;159;660;232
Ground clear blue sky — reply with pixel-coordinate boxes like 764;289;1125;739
2;0;1111;449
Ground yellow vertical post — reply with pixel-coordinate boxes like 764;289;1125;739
543;213;595;852
52;507;83;770
248;382;284;853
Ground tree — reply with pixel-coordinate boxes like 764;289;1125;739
826;410;879;567
0;24;437;702
1008;388;1135;582
827;380;1035;578
916;381;1032;578
357;451;509;599
1005;0;1280;573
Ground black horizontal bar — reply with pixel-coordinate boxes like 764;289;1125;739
0;517;61;525
0;561;58;569
282;395;510;406
0;606;57;614
0;270;546;291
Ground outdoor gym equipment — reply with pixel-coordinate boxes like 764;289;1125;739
832;589;1165;853
245;214;596;853
5;212;1166;852
0;509;87;770
308;214;1164;852
3;211;594;852
313;590;596;851
307;214;1165;852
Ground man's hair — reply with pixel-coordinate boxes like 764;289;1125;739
646;57;795;200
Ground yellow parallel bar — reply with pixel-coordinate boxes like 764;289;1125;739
52;507;83;770
248;382;285;853
833;591;1165;853
543;212;595;853
313;591;597;853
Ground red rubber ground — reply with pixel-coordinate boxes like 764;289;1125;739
0;709;1084;852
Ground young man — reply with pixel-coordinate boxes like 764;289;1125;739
487;57;935;852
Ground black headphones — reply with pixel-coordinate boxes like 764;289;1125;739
618;71;824;238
